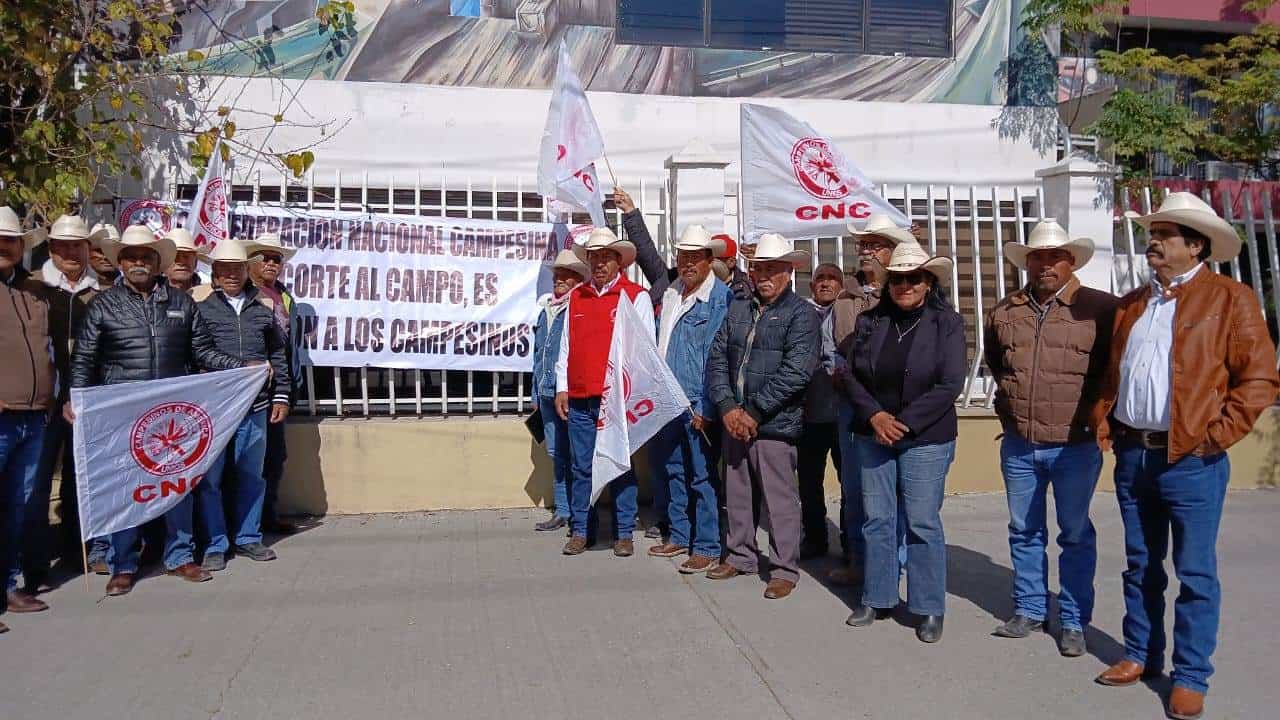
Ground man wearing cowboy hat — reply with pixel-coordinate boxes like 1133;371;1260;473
827;213;914;585
0;207;54;627
554;227;653;556
983;219;1118;657
192;239;291;571
68;224;247;596
706;232;820;599
646;225;732;574
1092;192;1279;720
531;249;588;532
164;227;203;293
88;223;121;285
246;233;302;535
25;215;114;586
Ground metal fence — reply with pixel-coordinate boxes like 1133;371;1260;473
151;174;1280;419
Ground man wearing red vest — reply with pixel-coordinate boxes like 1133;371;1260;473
554;228;653;557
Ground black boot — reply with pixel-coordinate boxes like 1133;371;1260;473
916;615;944;643
845;605;890;627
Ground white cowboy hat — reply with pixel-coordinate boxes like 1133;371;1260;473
48;215;108;246
1124;191;1240;263
748;233;809;267
873;241;954;285
165;227;198;253
245;232;297;262
551;248;588;279
104;224;177;272
673;224;727;256
1003;219;1095;270
89;223;119;247
0;207;47;251
573;227;637;267
848;213;915;246
199;238;253;265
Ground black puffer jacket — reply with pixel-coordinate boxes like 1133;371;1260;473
70;279;242;389
707;286;820;441
194;283;289;412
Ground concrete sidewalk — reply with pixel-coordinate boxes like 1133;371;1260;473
1;491;1276;720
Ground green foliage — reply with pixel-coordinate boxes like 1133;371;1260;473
0;0;355;221
1020;0;1130;36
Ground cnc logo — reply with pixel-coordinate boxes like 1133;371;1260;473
129;402;214;477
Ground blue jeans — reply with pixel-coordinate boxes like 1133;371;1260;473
567;397;637;540
108;493;197;574
840;405;906;569
537;396;570;519
1114;444;1230;694
196;410;268;554
1;410;47;594
1000;435;1101;630
857;437;954;617
649;414;720;558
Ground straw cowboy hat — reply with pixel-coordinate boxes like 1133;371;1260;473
1124;191;1241;263
165;227;198;253
90;222;119;247
246;232;297;262
199;238;253;265
849;213;915;246
749;233;809;267
0;207;47;251
47;215;108;246
104;224;177;272
551;248;588;279
1003;219;1094;270
573;227;637;267
674;224;727;256
873;241;954;285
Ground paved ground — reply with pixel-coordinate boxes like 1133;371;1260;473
1;491;1276;720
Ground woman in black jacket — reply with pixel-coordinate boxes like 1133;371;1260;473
841;242;965;643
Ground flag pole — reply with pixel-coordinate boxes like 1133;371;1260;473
601;152;619;188
80;537;91;592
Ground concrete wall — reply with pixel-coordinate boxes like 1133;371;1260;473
277;408;1280;515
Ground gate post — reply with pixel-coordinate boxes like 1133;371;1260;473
666;138;732;240
1036;155;1118;292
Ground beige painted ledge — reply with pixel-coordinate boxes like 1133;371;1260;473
277;408;1280;516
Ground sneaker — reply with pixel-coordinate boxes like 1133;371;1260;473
201;552;227;572
234;543;278;562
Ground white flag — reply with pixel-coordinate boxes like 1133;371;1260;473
71;364;270;540
740;104;907;243
538;41;607;227
590;296;689;504
188;139;230;250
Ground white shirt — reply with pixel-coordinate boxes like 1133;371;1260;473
224;292;247;315
554;274;654;394
657;271;717;359
39;259;99;295
1114;263;1204;431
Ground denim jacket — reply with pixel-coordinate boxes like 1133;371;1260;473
657;278;732;419
532;294;568;399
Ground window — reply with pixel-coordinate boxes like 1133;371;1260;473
617;0;952;58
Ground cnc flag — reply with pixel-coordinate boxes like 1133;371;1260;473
71;364;270;540
590;295;689;504
188;139;230;249
538;41;607;227
740;104;907;243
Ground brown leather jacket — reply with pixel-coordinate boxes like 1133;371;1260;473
985;276;1118;444
1094;268;1280;462
1;267;55;412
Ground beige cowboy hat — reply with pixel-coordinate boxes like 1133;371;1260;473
104;224;177;272
748;233;809;268
89;222;119;248
848;213;915;246
1124;191;1241;263
1004;219;1095;270
573;227;637;267
199;238;254;265
872;241;954;285
673;224;727;256
48;215;108;246
551;248;588;279
0;207;47;251
165;227;198;253
245;232;297;262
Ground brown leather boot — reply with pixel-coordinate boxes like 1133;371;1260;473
678;554;716;574
612;539;634;557
764;579;796;600
105;573;135;596
562;536;588;555
1167;687;1205;720
1095;660;1156;687
165;563;212;583
5;590;48;613
647;542;687;558
706;562;746;580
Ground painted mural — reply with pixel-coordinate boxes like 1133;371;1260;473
171;0;1018;105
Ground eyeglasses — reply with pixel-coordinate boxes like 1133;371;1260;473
257;253;284;265
887;272;927;286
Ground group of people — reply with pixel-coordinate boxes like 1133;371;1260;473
1;211;305;627
530;189;1277;720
